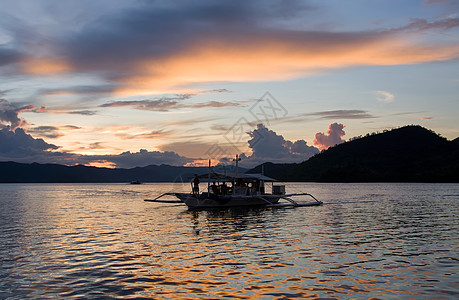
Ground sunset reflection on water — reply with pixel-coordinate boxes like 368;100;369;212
0;183;457;299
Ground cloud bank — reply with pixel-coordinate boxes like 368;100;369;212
1;1;458;94
0;124;193;168
1;120;323;169
0;98;195;167
0;127;59;157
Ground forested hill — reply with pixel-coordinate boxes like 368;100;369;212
249;125;459;182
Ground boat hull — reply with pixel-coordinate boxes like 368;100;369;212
174;193;280;209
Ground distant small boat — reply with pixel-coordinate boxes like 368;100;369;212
130;180;142;184
145;155;322;209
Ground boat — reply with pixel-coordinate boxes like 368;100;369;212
130;180;142;184
145;155;322;209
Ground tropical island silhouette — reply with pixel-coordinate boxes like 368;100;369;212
1;125;458;183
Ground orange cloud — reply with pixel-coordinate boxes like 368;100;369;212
314;122;346;151
84;160;117;169
184;159;214;167
21;57;71;75
115;34;459;95
14;16;459;96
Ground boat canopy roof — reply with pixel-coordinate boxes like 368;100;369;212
196;172;277;182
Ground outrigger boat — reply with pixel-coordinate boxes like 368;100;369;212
145;155;322;209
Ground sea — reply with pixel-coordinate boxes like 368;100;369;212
0;182;458;299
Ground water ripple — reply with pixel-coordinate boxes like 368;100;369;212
0;183;458;299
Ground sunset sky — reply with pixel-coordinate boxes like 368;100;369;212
1;0;458;168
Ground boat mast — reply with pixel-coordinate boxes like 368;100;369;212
208;159;211;194
234;154;241;177
233;154;241;195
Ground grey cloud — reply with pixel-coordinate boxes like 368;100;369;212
88;142;104;150
29;105;98;116
79;149;193;168
423;0;459;10
278;110;376;125
240;124;319;167
27;107;98;116
68;110;98;115
288;140;316;155
116;129;173;140
63;0;314;69
40;85;116;96
190;101;242;109
391;111;424;116
396;17;459;33
64;5;456;71
307;110;376;120
0;48;21;67
203;89;231;93
100;96;242;112
0;99;37;129
27;126;63;139
62;125;80;129
27;125;80;139
49;0;403;84
100;99;180;112
0;127;59;156
100;94;192;111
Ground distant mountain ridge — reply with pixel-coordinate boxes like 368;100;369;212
0;162;244;183
248;125;459;182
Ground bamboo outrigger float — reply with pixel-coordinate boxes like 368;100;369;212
145;155;322;209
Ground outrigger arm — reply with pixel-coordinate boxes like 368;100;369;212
284;193;322;204
257;193;322;207
145;192;322;207
144;193;182;203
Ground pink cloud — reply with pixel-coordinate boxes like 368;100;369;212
314;122;346;151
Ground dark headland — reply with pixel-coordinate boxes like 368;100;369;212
1;125;458;183
249;125;459;183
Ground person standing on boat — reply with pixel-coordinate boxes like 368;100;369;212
221;182;228;195
211;181;218;194
193;174;200;195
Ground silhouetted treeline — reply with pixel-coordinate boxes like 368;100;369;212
248;125;459;182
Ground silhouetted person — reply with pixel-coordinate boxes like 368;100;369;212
221;182;228;195
193;174;200;195
211;182;218;194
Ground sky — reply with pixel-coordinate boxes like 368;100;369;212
0;0;458;168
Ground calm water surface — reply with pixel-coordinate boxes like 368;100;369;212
0;183;458;299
